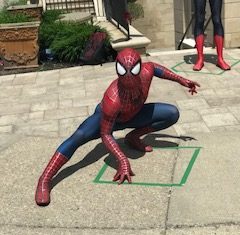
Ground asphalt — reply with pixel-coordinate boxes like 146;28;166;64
1;48;240;234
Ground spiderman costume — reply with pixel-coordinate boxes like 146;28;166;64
193;0;230;71
35;48;200;206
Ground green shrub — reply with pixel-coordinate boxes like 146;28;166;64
39;10;110;63
39;10;67;51
0;9;33;23
127;0;144;20
51;23;108;63
41;9;63;24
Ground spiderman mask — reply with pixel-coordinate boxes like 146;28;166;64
116;48;142;89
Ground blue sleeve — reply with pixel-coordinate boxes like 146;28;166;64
154;67;164;78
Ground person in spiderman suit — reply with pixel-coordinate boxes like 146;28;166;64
193;0;230;71
35;48;200;206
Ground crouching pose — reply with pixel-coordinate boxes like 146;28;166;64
193;0;230;71
35;48;200;206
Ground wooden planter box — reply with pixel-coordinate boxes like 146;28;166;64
0;21;40;69
7;4;43;21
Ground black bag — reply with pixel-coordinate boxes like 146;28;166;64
79;31;117;65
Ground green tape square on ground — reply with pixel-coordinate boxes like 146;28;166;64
171;56;240;75
93;146;201;187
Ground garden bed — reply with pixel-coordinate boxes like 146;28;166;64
0;59;80;75
0;9;113;75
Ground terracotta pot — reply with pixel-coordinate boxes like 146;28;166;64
0;21;40;69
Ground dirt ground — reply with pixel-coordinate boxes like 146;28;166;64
0;60;81;76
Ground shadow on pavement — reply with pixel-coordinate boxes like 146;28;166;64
184;54;218;65
51;133;196;188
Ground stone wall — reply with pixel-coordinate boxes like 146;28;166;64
174;0;214;49
131;0;216;50
174;0;190;49
0;0;6;8
223;0;240;48
174;0;240;49
132;0;175;50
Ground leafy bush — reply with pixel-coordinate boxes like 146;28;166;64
51;23;108;63
127;0;144;20
40;9;63;24
39;10;110;63
39;10;63;49
0;9;33;23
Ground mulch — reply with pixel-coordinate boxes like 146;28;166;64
0;60;80;76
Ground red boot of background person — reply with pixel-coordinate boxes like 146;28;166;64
214;35;231;70
35;152;68;206
193;34;204;71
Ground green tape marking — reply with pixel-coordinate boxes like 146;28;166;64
180;147;201;185
93;163;108;183
171;59;240;75
94;177;182;187
94;146;202;187
153;146;202;150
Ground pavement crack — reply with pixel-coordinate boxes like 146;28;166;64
167;221;240;230
0;223;164;231
164;142;180;235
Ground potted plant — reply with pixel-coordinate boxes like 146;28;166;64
0;9;40;69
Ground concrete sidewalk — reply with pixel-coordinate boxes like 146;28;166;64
1;48;240;234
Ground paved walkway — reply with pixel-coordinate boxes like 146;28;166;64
1;48;240;234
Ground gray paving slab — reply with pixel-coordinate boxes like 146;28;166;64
0;136;182;232
44;107;88;120
0;134;21;153
0;86;22;99
13;72;37;85
0;225;163;235
202;112;239;127
166;225;240;235
0;103;30;115
168;131;240;227
1;48;240;234
174;121;211;135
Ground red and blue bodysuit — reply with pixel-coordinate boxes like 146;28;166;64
193;0;230;71
35;48;200;206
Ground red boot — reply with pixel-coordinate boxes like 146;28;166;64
35;152;68;206
125;127;155;152
214;35;231;70
193;34;205;71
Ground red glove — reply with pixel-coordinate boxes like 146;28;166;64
182;79;200;95
113;158;135;184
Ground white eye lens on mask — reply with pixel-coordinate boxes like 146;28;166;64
131;62;141;75
116;62;127;76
